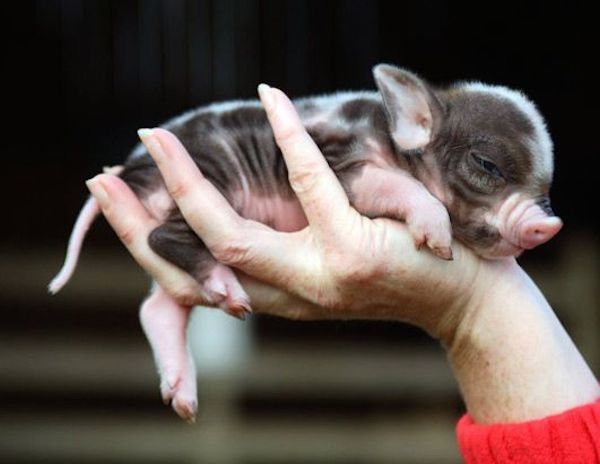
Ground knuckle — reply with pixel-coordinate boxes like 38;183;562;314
165;278;205;307
167;181;189;201
274;123;301;147
169;285;200;307
116;225;138;247
210;233;252;266
288;165;320;194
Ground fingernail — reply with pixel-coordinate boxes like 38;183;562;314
86;176;109;208
138;128;167;161
257;83;276;111
137;128;154;139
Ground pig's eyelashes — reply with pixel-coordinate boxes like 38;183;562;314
470;152;504;179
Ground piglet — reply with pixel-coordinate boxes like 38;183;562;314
49;64;562;421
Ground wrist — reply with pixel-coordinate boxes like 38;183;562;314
444;259;600;424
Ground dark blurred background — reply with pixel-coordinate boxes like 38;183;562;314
0;1;597;463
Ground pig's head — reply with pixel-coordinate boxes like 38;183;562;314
373;64;562;258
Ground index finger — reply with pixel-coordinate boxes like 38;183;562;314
86;173;207;306
258;84;355;242
139;129;326;293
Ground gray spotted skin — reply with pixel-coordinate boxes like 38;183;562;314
124;92;389;201
118;65;557;280
48;65;560;422
417;84;555;254
120;92;395;281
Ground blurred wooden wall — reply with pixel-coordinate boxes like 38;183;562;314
0;1;597;463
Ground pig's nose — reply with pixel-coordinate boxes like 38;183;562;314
520;216;563;249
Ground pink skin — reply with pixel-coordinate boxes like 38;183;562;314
48;197;100;294
519;214;563;249
484;193;563;258
85;87;600;430
502;198;563;249
232;190;308;233
234;164;453;259
140;284;198;422
140;265;249;422
204;263;252;320
133;163;453;422
349;165;453;259
132;149;453;422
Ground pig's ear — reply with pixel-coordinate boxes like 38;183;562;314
373;64;443;151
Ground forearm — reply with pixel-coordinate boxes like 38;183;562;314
446;258;600;424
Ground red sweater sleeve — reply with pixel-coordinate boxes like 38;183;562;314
456;399;600;463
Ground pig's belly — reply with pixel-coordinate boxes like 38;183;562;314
231;191;309;232
142;187;308;233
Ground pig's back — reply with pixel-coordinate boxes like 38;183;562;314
120;91;387;230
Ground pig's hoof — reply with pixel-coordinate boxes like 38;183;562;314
172;394;198;424
224;300;252;320
432;245;453;261
408;208;453;260
413;232;453;260
204;264;252;320
160;374;198;423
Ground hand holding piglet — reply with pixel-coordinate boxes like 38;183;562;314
86;86;584;425
88;87;484;333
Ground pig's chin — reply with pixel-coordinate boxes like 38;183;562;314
474;239;525;259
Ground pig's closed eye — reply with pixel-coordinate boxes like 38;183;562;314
470;152;504;179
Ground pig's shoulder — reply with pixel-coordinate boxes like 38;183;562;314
294;91;382;128
296;92;398;171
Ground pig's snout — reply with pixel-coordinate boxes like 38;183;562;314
497;195;563;251
519;215;563;249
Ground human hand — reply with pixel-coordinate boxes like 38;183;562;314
87;85;600;424
86;85;508;343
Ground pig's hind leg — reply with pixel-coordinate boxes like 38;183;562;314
148;212;251;320
140;284;197;422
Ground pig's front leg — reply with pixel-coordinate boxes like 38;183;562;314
346;164;453;260
140;283;198;422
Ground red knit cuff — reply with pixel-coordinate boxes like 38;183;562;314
456;398;600;463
